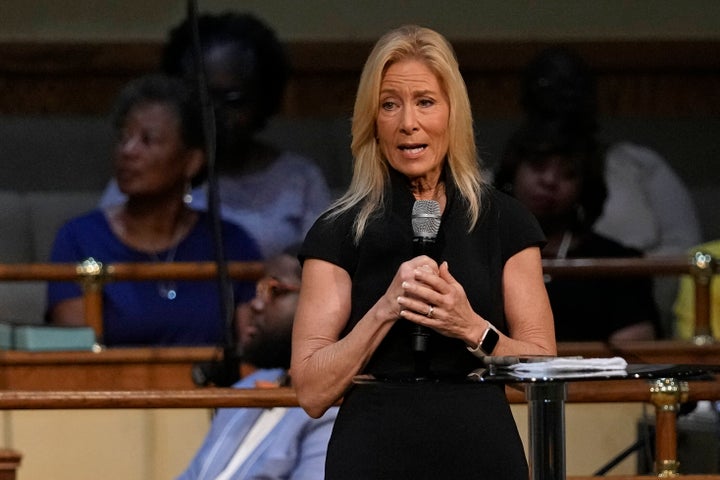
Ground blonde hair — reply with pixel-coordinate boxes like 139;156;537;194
329;25;485;242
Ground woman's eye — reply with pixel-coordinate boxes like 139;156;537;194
418;98;434;107
142;131;163;146
381;101;396;111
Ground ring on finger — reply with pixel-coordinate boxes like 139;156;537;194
426;305;434;318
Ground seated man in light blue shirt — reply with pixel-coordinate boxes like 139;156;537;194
177;248;337;480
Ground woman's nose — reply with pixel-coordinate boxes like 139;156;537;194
118;135;141;155
249;296;267;312
538;166;560;186
399;107;419;134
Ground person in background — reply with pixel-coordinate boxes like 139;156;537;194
177;248;337;480
46;74;261;346
520;46;702;337
291;25;555;479
495;117;660;342
101;11;332;258
674;240;720;340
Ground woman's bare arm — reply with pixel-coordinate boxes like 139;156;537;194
291;256;437;418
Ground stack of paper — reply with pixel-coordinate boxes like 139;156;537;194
508;357;628;378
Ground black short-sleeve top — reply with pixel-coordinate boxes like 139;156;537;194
300;168;545;377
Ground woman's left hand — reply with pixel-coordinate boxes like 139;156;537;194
398;260;483;344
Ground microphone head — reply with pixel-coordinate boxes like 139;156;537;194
412;200;441;239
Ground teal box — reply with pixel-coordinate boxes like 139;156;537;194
12;325;96;351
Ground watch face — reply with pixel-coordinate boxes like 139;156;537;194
482;328;500;355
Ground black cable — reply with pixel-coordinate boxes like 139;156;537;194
591;405;663;476
186;0;240;387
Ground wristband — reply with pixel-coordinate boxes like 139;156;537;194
466;323;500;357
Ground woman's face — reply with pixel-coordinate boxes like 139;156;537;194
202;42;261;153
512;154;581;221
376;59;450;183
114;102;195;198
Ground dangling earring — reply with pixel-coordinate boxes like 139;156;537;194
183;181;193;204
575;204;586;225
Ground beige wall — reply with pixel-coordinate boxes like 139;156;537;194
1;403;645;479
3;0;720;42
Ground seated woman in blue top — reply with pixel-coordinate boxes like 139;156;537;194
100;12;332;259
46;74;261;347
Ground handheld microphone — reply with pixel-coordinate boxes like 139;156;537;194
410;200;441;359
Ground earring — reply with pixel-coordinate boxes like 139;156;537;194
575;204;586;224
183;182;193;204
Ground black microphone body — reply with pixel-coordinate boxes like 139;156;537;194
410;200;442;376
411;235;440;354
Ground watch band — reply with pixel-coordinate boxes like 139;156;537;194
466;323;500;357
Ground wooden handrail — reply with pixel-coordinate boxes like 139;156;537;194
0;260;266;338
541;256;695;277
0;378;717;410
0;376;717;476
0;260;266;282
542;254;717;340
0;258;717;476
0;387;299;410
568;476;720;479
2;255;714;341
1;257;707;282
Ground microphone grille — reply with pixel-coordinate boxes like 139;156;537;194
412;200;441;238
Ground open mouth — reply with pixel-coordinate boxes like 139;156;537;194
398;144;428;155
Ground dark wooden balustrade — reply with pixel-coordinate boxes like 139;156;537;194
0;255;718;477
2;254;716;340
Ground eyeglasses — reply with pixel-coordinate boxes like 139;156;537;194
255;277;300;303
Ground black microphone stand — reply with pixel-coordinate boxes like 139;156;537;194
186;0;240;387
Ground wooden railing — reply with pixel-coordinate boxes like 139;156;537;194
0;374;717;478
542;253;718;341
1;253;715;342
0;255;718;477
0;259;265;340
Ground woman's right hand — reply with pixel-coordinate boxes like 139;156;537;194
291;255;438;418
382;255;440;318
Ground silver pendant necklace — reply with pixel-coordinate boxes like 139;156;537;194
149;242;180;300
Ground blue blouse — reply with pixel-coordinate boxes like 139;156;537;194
46;210;261;346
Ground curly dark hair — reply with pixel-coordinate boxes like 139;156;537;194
495;116;607;230
112;74;204;150
520;46;598;134
161;11;290;129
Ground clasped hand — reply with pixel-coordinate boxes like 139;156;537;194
391;255;480;343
